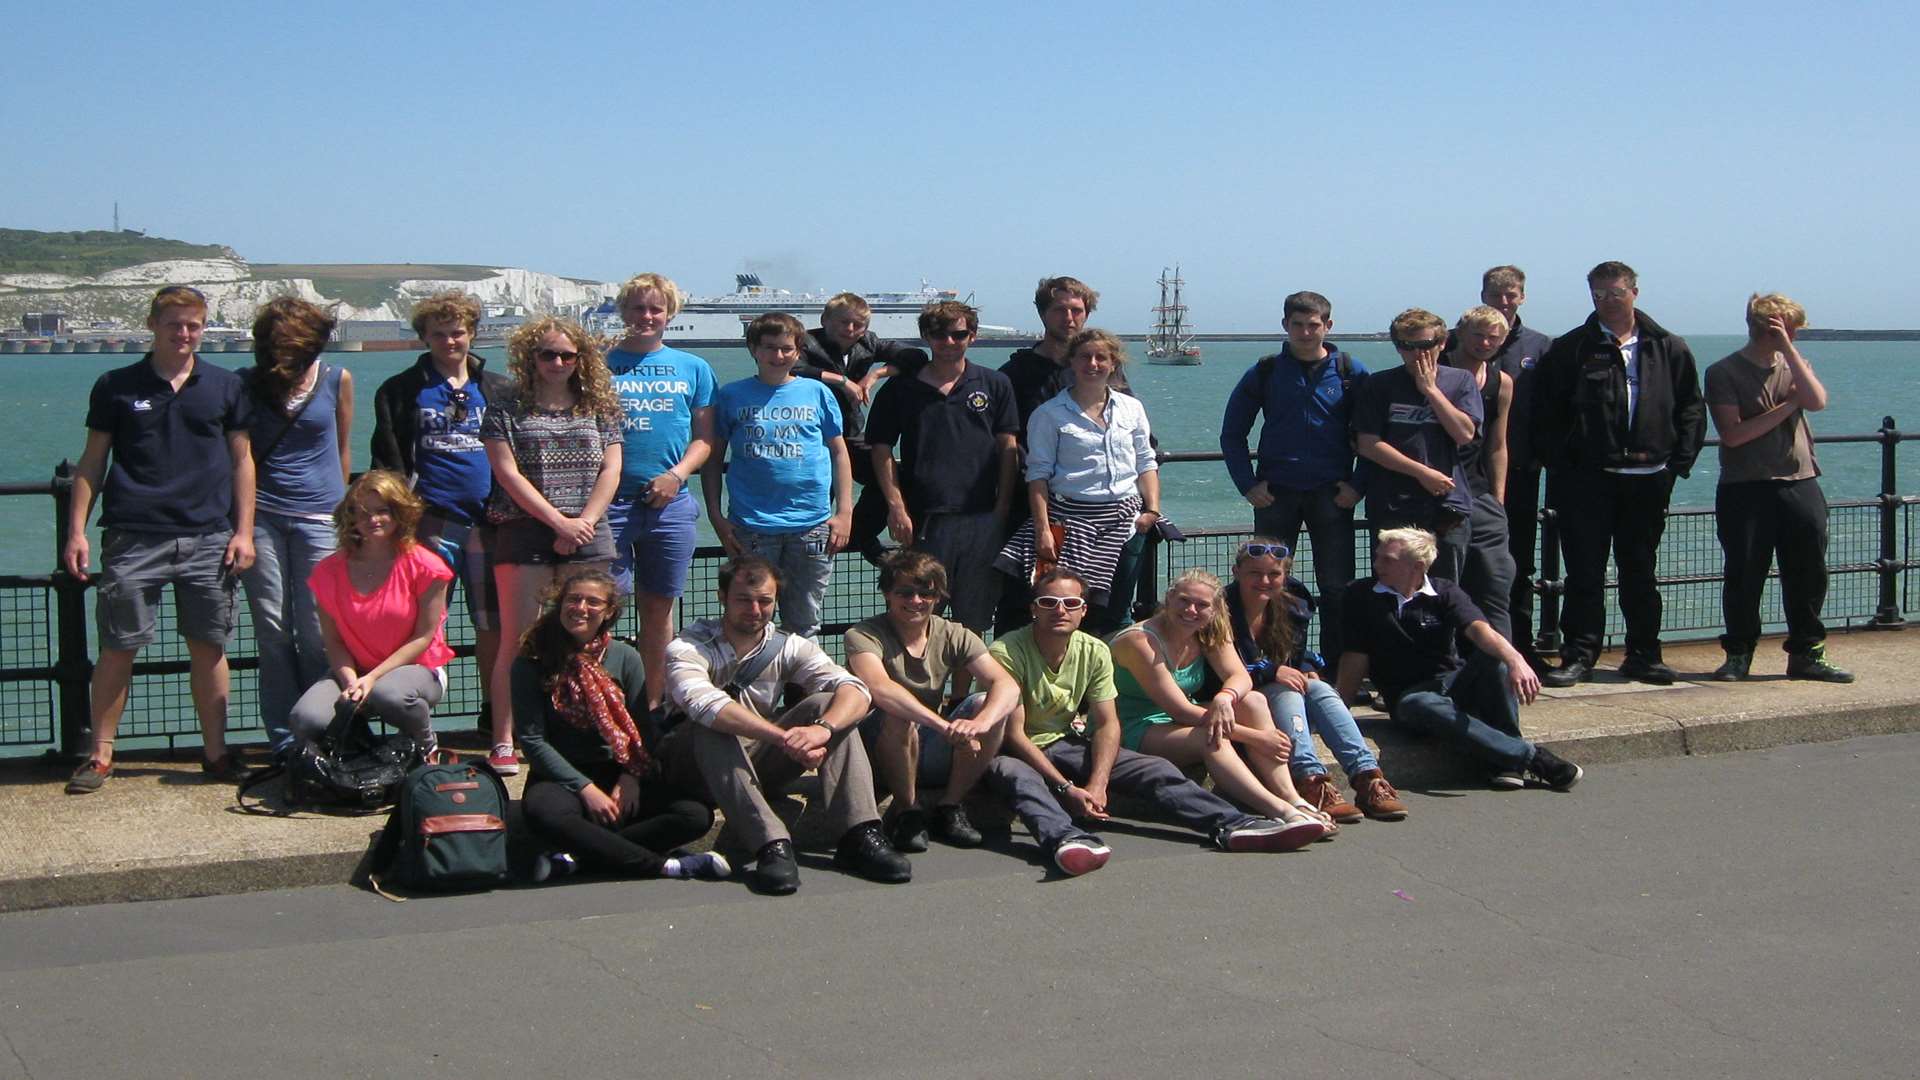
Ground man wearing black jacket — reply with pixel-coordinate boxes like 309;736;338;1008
1477;267;1554;667
797;293;928;560
1533;262;1705;687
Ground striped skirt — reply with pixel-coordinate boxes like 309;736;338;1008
994;493;1142;606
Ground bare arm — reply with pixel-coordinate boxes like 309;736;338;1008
225;431;257;571
335;368;356;487
826;435;853;552
581;441;622;528
1135;468;1161;533
849;650;952;735
1357;433;1454;496
1710;401;1800;449
648;404;713;509
1110;631;1209;725
994;432;1018;518
1488;372;1511;503
62;430;113;580
871;443;913;543
962;651;1024;735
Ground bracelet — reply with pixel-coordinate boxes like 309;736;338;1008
1214;688;1240;704
810;717;835;733
1048;778;1074;796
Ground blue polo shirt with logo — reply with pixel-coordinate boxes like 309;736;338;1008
85;355;252;534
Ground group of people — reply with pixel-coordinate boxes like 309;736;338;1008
56;266;1853;891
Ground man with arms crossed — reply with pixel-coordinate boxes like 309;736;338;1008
64;285;256;793
1534;262;1705;687
984;570;1320;878
1219;290;1368;664
661;556;910;895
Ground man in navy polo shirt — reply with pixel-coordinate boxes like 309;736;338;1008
1353;308;1483;584
1336;527;1581;793
62;285;257;794
1219;290;1368;665
866;300;1019;633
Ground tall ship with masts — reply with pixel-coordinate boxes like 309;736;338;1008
1145;265;1202;365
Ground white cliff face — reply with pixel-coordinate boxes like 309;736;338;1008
0;259;616;330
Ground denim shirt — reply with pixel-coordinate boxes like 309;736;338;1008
1024;388;1157;501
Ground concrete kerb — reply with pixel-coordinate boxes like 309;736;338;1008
5;634;1917;913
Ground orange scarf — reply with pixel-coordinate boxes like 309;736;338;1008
550;634;651;776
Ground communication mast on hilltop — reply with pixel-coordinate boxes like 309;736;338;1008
113;202;119;232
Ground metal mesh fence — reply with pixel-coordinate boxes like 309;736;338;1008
0;581;55;746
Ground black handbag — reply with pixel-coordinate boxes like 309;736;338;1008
241;697;425;814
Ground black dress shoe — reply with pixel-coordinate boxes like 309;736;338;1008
748;839;801;895
833;822;912;883
1541;658;1592;688
1618;656;1677;686
930;803;983;848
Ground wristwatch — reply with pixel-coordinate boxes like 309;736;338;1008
1048;778;1073;796
810;717;835;733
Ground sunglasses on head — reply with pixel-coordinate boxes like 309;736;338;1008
1239;542;1291;559
536;348;580;364
1034;595;1088;611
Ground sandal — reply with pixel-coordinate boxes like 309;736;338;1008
1291;800;1339;839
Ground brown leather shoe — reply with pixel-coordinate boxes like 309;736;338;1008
1351;769;1408;821
1297;771;1363;824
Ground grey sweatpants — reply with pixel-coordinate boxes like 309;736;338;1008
288;665;443;746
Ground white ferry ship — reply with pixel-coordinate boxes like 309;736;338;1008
581;275;1022;345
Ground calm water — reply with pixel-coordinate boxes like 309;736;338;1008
3;336;1917;574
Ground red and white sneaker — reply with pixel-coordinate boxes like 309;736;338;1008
1051;836;1112;877
487;743;520;776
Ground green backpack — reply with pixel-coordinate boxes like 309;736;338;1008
370;759;511;897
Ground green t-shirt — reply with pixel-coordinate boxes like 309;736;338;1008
988;627;1119;748
843;613;986;712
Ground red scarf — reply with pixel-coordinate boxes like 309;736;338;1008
550;634;651;776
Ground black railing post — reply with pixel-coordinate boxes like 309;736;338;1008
1535;503;1563;655
1132;532;1163;625
50;460;94;760
1871;416;1907;630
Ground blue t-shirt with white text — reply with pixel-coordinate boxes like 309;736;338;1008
607;345;717;500
412;377;491;523
712;376;842;533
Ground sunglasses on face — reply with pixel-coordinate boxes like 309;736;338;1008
929;328;974;342
890;585;942;601
1034;595;1088;612
1591;288;1633;301
564;594;611;611
1239;542;1291;559
536;348;580;364
1393;338;1444;351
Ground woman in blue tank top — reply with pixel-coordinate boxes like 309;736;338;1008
240;297;353;759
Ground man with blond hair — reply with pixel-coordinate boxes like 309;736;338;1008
1535;262;1705;687
1337;528;1581;792
1442;305;1518;639
1704;293;1851;682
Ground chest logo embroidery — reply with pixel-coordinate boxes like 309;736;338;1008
132;399;153;412
965;390;990;413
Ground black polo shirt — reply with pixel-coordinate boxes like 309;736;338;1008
85;355;251;534
1340;575;1486;707
865;360;1018;517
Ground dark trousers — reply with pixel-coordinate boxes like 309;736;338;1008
847;441;891;553
522;766;713;878
1551;469;1676;665
1253;483;1356;664
1391;650;1533;772
1716;478;1829;656
1504;464;1543;652
984;738;1248;851
1461;492;1517;642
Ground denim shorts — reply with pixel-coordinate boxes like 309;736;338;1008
418;510;498;631
609;489;699;598
94;529;238;651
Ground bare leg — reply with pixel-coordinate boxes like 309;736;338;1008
636;592;676;711
86;647;137;766
490;563;554;748
186;637;231;761
1229;692;1310;804
473;626;499;713
1139;723;1299;822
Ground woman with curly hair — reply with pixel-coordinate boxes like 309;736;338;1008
481;316;624;769
1108;568;1333;848
240;296;353;760
515;569;728;882
291;470;453;756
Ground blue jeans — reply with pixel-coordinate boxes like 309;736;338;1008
241;512;337;755
1390;650;1533;773
733;522;833;637
1261;677;1378;778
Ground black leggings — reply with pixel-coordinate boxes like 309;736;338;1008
522;767;713;878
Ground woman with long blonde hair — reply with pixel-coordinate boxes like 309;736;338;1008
1107;568;1332;847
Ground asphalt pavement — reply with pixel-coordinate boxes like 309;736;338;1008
1;731;1915;1079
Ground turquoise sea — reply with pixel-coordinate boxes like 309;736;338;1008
3;336;1917;575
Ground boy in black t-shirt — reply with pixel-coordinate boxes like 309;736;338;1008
1336;528;1580;792
865;300;1019;632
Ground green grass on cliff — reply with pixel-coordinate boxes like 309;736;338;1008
0;230;234;277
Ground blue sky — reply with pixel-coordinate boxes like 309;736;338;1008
6;0;1916;333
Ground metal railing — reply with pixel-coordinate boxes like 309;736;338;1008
3;418;1913;760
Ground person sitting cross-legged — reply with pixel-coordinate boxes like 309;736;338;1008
514;569;729;884
847;549;1021;852
1336;527;1582;792
983;569;1321;878
658;556;910;895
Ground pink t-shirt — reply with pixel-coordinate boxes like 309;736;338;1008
308;544;456;672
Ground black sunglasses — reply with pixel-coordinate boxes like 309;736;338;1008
448;388;470;424
1393;337;1444;351
536;348;580;364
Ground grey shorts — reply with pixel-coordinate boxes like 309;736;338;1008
94;529;238;651
418;510;498;632
492;516;615;566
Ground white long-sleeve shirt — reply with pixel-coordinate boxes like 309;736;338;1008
665;618;869;728
1023;388;1157;500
